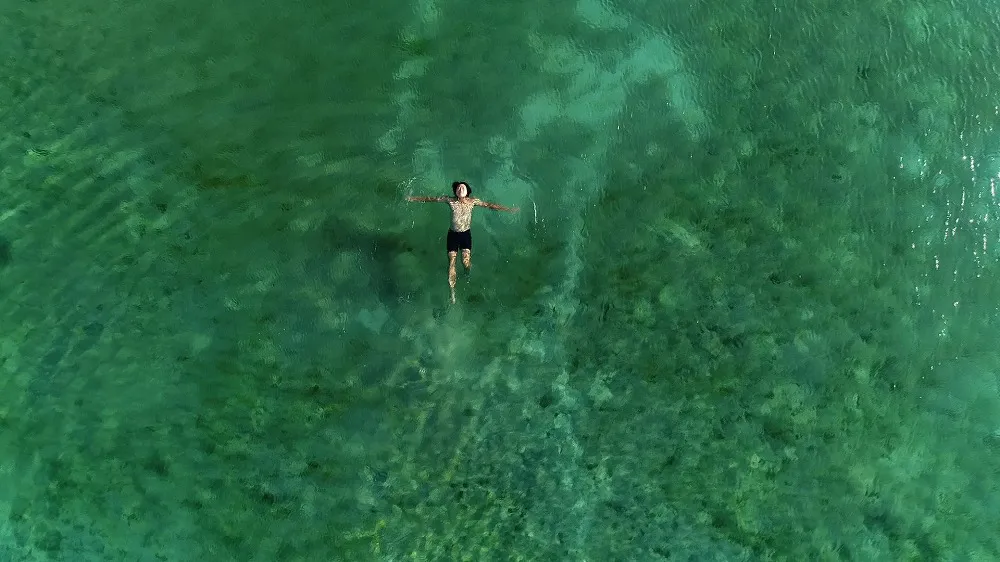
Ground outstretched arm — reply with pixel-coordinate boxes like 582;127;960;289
474;199;519;213
406;195;449;203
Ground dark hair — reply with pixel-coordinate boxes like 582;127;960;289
452;181;471;196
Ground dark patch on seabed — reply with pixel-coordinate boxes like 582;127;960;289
0;235;11;268
319;216;415;301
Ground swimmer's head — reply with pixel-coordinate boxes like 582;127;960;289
452;181;471;197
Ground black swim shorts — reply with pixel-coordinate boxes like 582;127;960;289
446;229;472;252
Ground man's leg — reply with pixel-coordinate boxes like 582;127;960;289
461;249;471;272
447;251;458;303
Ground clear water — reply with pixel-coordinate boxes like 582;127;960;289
1;0;998;559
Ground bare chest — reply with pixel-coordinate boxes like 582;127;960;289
447;199;475;231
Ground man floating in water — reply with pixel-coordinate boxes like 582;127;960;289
406;181;519;303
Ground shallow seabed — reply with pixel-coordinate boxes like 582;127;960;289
0;0;997;560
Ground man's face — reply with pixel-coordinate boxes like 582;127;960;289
455;183;469;197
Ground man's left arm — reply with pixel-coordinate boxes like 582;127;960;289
475;199;519;213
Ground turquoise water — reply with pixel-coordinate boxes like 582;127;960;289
1;0;998;559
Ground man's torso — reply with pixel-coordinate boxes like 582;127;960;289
447;197;475;232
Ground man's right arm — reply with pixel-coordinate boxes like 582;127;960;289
406;196;448;203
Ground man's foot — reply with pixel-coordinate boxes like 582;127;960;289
450;289;456;304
